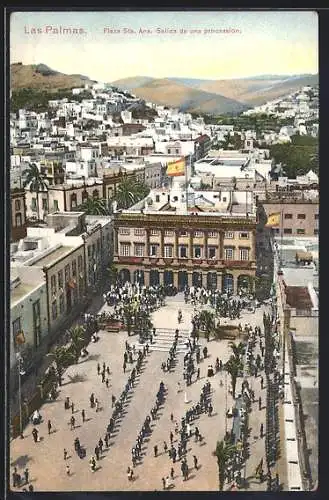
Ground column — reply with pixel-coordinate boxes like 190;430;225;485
251;229;256;261
114;228;119;255
203;230;208;260
217;272;223;292
219;230;224;260
187;270;193;287
144;270;150;287
173;271;178;288
145;228;150;256
159;270;164;286
233;274;237;295
160;230;164;258
174;231;179;259
189;231;193;259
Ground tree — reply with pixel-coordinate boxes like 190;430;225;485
115;178;150;209
47;346;75;386
107;263;117;285
229;341;245;361
225;355;243;399
198;310;215;342
67;325;87;363
80;197;110;215
213;439;236;490
22;163;48;221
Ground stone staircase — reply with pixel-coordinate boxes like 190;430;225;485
135;328;191;353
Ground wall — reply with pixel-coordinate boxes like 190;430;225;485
263;202;319;237
10;282;48;369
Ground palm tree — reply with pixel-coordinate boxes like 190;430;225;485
107;263;117;285
198;310;215;342
22;163;48;221
229;341;245;361
213;439;237;490
115;177;150;209
81;197;110;215
47;346;75;386
225;355;243;399
67;325;87;363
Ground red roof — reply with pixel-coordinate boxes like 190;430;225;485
195;134;210;143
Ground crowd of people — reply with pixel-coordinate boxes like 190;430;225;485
131;381;167;472
184;286;255;319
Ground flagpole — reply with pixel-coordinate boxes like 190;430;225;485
185;155;189;212
280;207;283;268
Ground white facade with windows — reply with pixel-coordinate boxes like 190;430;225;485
10;275;48;370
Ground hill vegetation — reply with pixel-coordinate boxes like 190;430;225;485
11;62;96;90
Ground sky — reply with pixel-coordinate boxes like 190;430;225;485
10;11;318;82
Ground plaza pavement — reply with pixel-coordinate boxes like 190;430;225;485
10;293;283;492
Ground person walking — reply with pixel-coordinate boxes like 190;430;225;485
123;362;126;374
98;438;103;454
28;484;34;492
170;467;174;480
70;415;75;430
193;455;198;470
64;448;68;460
32;427;38;443
112;395;116;408
162;477;166;490
154;445;158;457
101;372;105;383
47;419;52;435
106;366;110;375
95;399;99;412
95;445;100;461
66;464;71;476
104;433;109;448
106;378;109;388
163;441;168;454
12;468;18;488
71;402;75;414
82;409;86;423
97;363;101;375
260;376;264;389
260;423;264;438
90;456;96;472
24;468;29;484
197;368;200;379
259;396;262;411
170;413;174;422
170;431;174;444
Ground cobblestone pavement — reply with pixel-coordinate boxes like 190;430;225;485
10;294;283;492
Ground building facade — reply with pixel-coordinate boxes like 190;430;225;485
113;212;257;293
262;199;319;237
11;188;27;242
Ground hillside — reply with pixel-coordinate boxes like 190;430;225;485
239;74;319;105
170;74;318;105
112;77;249;115
113;73;318;111
11;63;96;90
112;76;155;91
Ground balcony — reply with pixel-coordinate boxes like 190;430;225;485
223;260;255;268
118;256;143;264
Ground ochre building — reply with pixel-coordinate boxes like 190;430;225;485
113;211;257;293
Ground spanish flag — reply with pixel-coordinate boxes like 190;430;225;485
167;158;185;177
266;212;281;227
